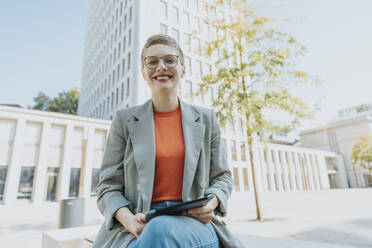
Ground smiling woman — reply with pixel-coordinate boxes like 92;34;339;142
92;34;244;248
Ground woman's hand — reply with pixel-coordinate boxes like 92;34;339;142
125;213;146;238
115;207;146;238
182;195;219;224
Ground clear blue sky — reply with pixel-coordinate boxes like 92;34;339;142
0;0;371;131
0;0;88;108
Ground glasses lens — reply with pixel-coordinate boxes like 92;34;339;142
164;55;178;67
145;57;159;69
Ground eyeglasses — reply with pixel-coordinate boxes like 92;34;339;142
143;55;179;69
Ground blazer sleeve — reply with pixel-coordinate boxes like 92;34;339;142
205;110;233;217
96;110;132;231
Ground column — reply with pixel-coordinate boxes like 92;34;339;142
316;155;330;189
281;151;290;191
80;126;95;198
56;124;73;201
293;152;304;191
287;151;297;191
266;148;276;191
304;153;315;190
272;150;283;191
309;153;321;190
3;117;26;204
32;120;51;203
258;148;268;191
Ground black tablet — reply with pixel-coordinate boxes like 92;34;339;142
145;195;214;223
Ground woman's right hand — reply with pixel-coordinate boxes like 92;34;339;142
115;207;146;238
125;213;146;238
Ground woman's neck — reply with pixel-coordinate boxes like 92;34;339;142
152;94;179;112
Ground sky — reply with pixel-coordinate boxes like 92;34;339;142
0;0;371;131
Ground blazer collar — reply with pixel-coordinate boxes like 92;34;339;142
127;97;205;212
131;97;200;122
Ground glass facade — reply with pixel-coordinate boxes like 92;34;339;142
69;168;81;198
0;166;7;201
17;167;35;199
46;167;59;201
91;168;100;196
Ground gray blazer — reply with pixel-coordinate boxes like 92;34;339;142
92;99;245;248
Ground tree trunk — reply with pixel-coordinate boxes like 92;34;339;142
247;132;263;220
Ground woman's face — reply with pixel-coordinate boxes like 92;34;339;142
141;44;185;97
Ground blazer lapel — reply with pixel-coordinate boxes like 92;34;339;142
179;100;206;201
127;99;155;212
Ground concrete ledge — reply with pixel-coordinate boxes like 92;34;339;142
42;225;99;248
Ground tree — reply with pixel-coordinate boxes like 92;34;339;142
197;0;316;220
351;134;372;186
29;88;79;115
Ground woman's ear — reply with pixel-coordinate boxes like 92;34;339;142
181;65;186;78
141;67;145;79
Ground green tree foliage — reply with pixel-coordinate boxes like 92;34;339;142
197;0;317;220
29;88;79;115
351;134;372;171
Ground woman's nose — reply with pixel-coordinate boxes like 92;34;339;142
156;59;167;71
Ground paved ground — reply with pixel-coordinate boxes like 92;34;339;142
0;188;371;248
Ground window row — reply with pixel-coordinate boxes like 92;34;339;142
0;166;100;202
90;77;131;119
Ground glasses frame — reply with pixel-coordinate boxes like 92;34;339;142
143;55;180;69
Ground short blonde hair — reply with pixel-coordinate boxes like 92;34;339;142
141;34;185;67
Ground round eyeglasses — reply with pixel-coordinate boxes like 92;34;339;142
143;55;179;69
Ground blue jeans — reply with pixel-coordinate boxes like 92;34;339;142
127;201;220;248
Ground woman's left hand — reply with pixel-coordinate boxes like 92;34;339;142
182;195;219;224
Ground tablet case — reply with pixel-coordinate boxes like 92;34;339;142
145;195;214;223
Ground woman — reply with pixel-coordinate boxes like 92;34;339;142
92;34;244;248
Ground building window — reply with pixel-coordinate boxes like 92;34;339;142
111;92;114;110
184;80;192;99
192;16;200;33
160;1;167;19
231;140;237;161
194;60;202;78
240;141;247;161
122;58;126;75
181;11;190;28
183;33;191;52
233;167;240;191
127;53;131;70
0;166;8;201
17;167;35;199
126;78;130;97
124;14;127;30
90;168;100;196
171;28;180;43
185;56;191;76
46;167;59;202
160;24;168;34
68;168;81;198
129;6;132;22
117;64;120;81
170;6;179;24
121;82;125;102
128;29;132;46
116;87;119;107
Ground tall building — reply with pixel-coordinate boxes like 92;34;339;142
78;0;220;120
300;103;372;188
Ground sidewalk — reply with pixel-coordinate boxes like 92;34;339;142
0;189;371;248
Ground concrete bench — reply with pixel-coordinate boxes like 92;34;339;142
42;225;99;248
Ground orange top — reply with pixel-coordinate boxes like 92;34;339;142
152;105;185;202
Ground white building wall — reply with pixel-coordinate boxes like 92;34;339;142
0;106;110;205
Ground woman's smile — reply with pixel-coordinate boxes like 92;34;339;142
153;74;173;83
